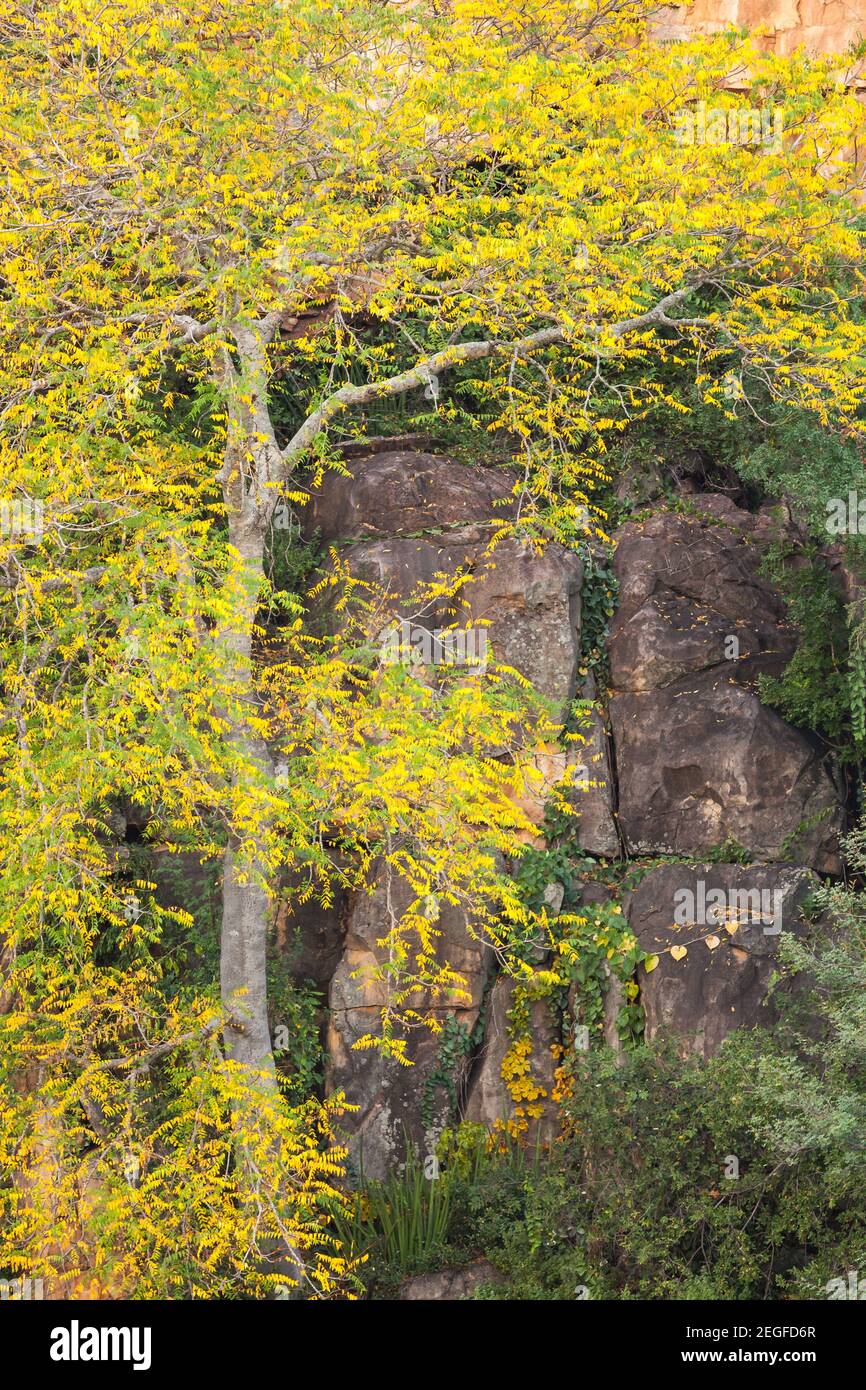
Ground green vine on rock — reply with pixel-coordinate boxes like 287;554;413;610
421;1010;486;1131
577;543;619;687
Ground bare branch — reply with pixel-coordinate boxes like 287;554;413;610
275;280;710;479
76;1018;223;1077
0;564;106;592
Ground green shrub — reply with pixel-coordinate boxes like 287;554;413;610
754;541;855;753
352;897;866;1299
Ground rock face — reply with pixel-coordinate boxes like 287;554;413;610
455;538;582;721
272;455;850;1171
608;502;843;872
570;673;619;858
275;883;347;989
326;866;494;1179
302;451;587;1174
628;863;817;1058
610;681;841;870
303;450;519;543
307;452;583;722
657;0;866;66
397;1260;504;1300
609;501;796;694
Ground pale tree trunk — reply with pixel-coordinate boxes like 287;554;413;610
214;337;283;1094
221;782;278;1089
217;519;280;1095
212;333;314;1287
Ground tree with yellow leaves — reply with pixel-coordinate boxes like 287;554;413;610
1;0;865;1295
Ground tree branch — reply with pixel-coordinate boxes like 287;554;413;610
0;565;106;592
275;280;710;480
76;1018;223;1077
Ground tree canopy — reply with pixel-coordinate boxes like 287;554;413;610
1;0;865;1297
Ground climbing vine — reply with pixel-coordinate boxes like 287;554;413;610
577;544;619;687
421;1010;487;1131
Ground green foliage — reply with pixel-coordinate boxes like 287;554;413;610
266;313;516;471
121;846;222;994
848;616;866;748
333;1148;453;1284
350;888;866;1299
268;971;325;1108
602;355;866;533
421;1013;484;1130
511;841;590;917
755;541;855;751
555;899;646;1050
266;520;323;612
703;837;756;865
430;1040;864;1298
736;409;866;548
740;821;866;1205
604;359;866;760
577;545;619;684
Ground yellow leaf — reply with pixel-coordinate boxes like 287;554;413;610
670;945;688;962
